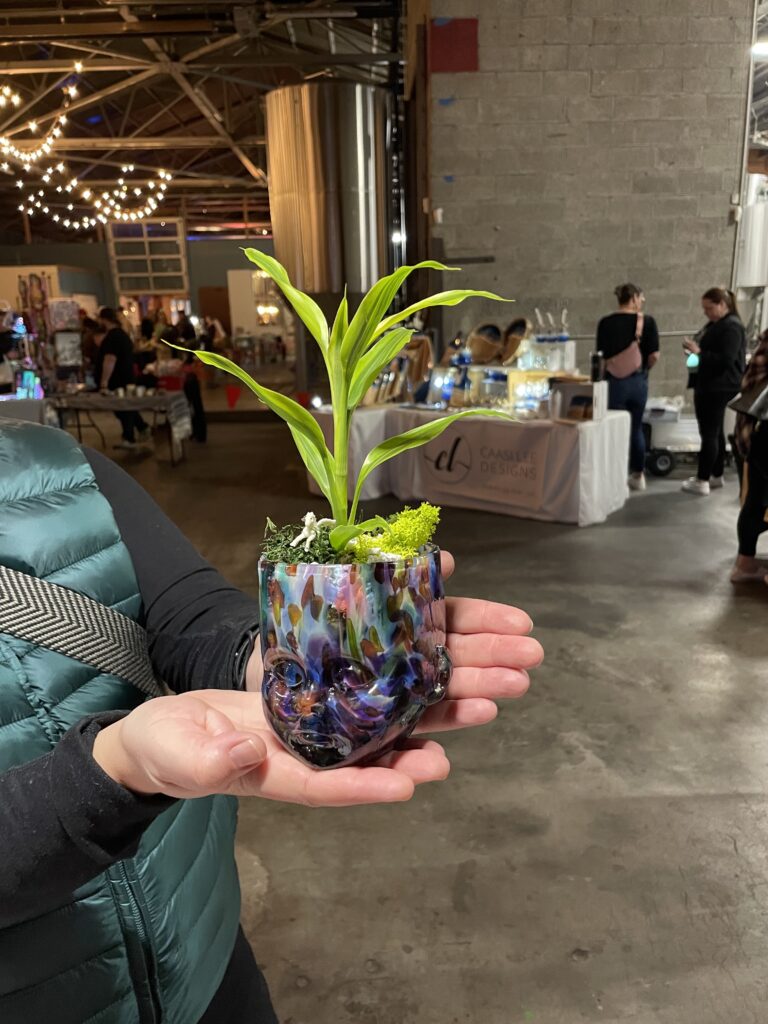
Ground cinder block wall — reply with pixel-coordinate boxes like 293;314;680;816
429;1;753;398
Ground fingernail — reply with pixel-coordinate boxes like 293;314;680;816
230;738;261;769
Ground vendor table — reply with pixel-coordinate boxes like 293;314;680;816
0;397;49;425
311;406;631;527
53;392;192;465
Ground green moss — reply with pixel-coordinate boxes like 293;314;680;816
260;518;340;565
261;503;441;565
351;503;441;560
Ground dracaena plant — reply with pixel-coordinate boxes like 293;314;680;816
178;248;512;556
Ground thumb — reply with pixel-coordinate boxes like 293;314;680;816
193;729;268;790
222;732;268;771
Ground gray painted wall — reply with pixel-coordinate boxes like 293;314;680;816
0;241;114;306
429;0;753;398
187;237;275;310
0;236;276;314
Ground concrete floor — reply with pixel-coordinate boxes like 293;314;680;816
103;416;768;1024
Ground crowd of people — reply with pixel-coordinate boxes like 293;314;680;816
598;282;768;587
81;306;219;448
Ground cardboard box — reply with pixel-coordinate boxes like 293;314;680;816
550;380;607;421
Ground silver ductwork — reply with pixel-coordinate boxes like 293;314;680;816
265;82;393;296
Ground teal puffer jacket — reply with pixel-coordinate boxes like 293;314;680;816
0;421;241;1024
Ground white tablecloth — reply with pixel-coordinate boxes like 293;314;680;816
0;398;49;424
311;406;630;527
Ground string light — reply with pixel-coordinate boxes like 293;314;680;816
2;160;172;232
0;63;81;168
0;85;21;109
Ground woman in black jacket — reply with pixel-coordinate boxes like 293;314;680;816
682;287;747;496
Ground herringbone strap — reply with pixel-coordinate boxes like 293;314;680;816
0;564;163;698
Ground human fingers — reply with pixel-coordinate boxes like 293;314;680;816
440;549;456;580
240;754;417;807
99;697;268;797
373;739;451;783
447;665;530;701
413;697;498;735
446;596;533;636
447;631;544;670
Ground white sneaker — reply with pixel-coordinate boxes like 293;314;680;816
628;473;646;491
709;476;724;490
682;477;710;495
114;439;138;451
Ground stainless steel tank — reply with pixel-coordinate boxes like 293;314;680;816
265;82;393;296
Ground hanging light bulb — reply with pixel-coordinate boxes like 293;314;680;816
28;121;37;132
74;61;83;73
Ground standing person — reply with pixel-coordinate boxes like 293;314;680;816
681;287;747;496
730;331;768;583
96;306;151;451
177;312;197;344
0;418;541;1024
597;283;660;491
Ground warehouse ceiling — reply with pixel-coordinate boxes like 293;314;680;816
0;1;402;241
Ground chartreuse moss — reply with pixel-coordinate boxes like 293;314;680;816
261;504;441;564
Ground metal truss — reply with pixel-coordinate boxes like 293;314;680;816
0;0;402;241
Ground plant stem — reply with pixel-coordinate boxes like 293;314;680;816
330;389;350;526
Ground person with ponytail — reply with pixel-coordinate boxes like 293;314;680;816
597;283;660;491
682;287;747;496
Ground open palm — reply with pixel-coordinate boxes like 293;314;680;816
98;551;541;807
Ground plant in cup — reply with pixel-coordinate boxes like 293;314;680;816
171;249;512;769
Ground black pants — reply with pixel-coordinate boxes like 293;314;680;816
737;426;768;557
115;411;148;442
694;390;734;480
184;372;207;443
198;929;278;1024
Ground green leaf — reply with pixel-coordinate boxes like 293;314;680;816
327;291;349;405
340;261;457;367
347;327;414;409
329;524;363;551
358;515;389;532
328;515;388;552
242;247;329;353
330;290;349;351
166;342;334;503
351;409;512;514
374;289;513;340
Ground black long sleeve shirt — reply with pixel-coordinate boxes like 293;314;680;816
0;448;261;926
695;313;747;395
